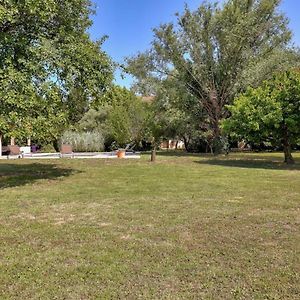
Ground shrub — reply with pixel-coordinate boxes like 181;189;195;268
40;144;56;153
61;131;105;152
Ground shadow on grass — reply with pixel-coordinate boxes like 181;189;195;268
0;163;77;189
195;157;300;171
157;151;209;157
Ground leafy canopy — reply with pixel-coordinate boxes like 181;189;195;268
0;0;113;142
223;70;300;163
126;0;296;149
77;86;148;149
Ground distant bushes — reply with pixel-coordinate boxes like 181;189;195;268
61;131;105;152
40;144;57;153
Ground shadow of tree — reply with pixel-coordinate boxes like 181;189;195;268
0;163;78;189
157;151;209;158
195;157;300;171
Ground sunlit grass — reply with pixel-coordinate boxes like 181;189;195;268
0;152;299;299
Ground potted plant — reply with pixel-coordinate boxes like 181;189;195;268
116;149;126;158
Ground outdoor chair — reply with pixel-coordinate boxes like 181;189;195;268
2;146;10;156
7;145;23;158
124;143;136;153
60;144;74;158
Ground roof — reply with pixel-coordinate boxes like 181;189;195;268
141;96;155;103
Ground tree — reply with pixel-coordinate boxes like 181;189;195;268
142;103;165;162
126;0;296;153
0;0;112;154
77;108;109;133
150;77;210;152
0;68;67;154
76;86;148;149
223;70;300;164
103;86;148;147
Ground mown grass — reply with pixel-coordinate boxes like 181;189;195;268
0;152;299;299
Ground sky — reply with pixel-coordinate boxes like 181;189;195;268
89;0;300;88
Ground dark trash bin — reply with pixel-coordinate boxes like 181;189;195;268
31;145;38;153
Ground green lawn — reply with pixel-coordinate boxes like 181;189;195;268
0;152;299;299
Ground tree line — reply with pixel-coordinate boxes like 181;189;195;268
126;0;300;163
0;0;300;163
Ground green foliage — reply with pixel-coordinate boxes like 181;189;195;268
0;0;113;143
126;0;296;150
146;79;206;150
61;131;105;152
0;68;67;142
141;102;165;148
100;86;148;147
107;106;132;147
40;144;57;153
77;86;149;149
223;70;300;163
77;108;109;133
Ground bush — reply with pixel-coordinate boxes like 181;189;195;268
40;144;56;153
61;131;105;152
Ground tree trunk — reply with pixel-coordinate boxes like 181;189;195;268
151;147;156;162
27;138;31;146
0;135;2;158
212;119;221;141
283;127;294;164
183;136;190;152
10;137;15;146
211;119;223;155
208;89;223;155
53;139;59;152
283;143;294;164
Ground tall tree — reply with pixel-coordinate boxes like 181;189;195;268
104;86;148;147
151;77;209;152
127;0;296;152
0;0;112;154
223;70;300;164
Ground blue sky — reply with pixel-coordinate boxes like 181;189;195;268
90;0;300;88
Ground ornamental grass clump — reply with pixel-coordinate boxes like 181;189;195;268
61;131;105;152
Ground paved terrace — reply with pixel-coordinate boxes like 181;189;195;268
0;152;141;160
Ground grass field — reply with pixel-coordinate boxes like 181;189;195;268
0;152;299;299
